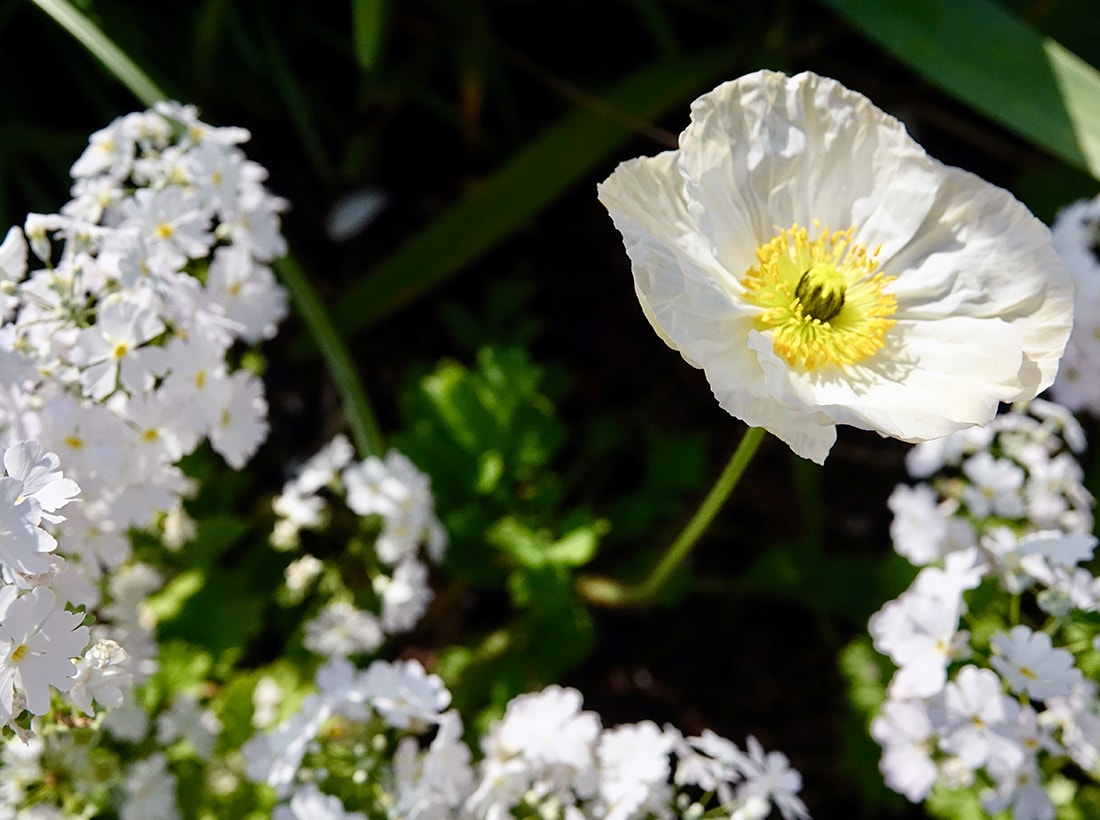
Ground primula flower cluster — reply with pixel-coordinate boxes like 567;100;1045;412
869;401;1100;817
1;101;286;567
0;102;287;730
1049;192;1100;415
0;441;133;738
272;435;446;655
245;663;809;820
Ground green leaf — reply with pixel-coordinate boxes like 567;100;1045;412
333;50;737;328
925;784;989;820
487;516;606;570
351;0;386;70
488;517;546;569
545;519;608;567
154;640;215;697
155;569;266;661
821;0;1100;179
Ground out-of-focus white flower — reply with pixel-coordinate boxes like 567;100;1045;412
939;666;1024;772
596;721;672;819
735;736;810;820
360;658;450;731
870;697;939;802
343;450;446;565
284;554;324;596
377;557;433;634
156;692;223;759
869;554;981;699
252;676;283;730
273;784;367;820
1049;193;1100;415
598;70;1072;463
69;638;131;716
120;753;180;820
392;709;474;818
302;600;383;658
990;625;1082;701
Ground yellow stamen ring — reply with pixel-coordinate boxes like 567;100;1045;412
742;224;897;371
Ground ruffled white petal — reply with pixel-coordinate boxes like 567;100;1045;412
678;72;940;272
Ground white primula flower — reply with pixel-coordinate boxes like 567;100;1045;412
0;586;90;718
598;70;1073;463
990;625;1082;701
302;600;383;658
596;721;672;819
274;784;367;820
1049;193;1100;415
870;697;940;802
69;638;132;716
156;692;223;759
359;658;450;731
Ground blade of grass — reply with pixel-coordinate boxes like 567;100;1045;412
29;0;167;106
275;255;384;458
821;0;1100;180
334;50;736;331
352;0;386;70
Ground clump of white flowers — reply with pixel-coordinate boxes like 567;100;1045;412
271;435;447;656
1049;192;1100;415
1;101;287;571
0;99;287;704
0;441;133;738
869;400;1100;816
244;663;809;820
0;103;287;814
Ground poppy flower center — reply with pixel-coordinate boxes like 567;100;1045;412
742;224;898;371
795;263;847;322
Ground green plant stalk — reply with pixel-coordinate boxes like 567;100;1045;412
275;256;384;458
577;425;766;607
30;0;168;106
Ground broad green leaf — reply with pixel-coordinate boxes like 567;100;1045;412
335;50;736;329
821;0;1100;180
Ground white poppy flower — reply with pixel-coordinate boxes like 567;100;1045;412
598;70;1073;464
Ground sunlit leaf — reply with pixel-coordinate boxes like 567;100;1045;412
822;0;1100;179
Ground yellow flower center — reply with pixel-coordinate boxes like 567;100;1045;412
742;224;897;371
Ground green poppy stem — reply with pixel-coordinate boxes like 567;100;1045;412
576;425;766;607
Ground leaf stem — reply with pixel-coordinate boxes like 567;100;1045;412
576;426;766;607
